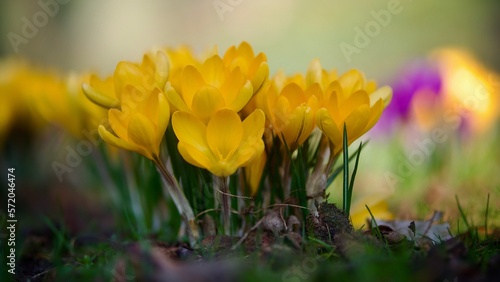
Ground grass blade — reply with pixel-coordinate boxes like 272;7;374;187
455;195;471;231
327;141;368;187
342;124;349;212
347;142;363;215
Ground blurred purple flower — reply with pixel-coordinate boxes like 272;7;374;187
374;60;443;133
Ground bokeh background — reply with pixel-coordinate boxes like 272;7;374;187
1;0;499;235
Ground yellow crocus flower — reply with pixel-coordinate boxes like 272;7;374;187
243;149;267;195
98;85;170;160
262;72;319;151
83;51;168;109
172;108;265;177
306;59;338;91
165;55;253;123
223;41;269;95
316;70;392;157
165;46;201;92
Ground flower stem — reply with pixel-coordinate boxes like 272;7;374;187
283;154;292;199
153;156;199;245
219;176;231;235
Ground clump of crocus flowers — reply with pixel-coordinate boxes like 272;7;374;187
1;42;394;245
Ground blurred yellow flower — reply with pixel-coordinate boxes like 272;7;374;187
165;46;201;92
434;48;499;134
262;71;319;151
82;74;119;109
83;51;168;109
98;86;170;160
243;150;267;195
349;194;394;229
306;59;338;90
165;55;253;123
172;109;265;177
223;41;269;95
316;70;392;157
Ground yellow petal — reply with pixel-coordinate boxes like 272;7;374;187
317;108;342;147
244;151;267;195
156;91;170;147
250;61;269;94
127;113;158;159
281;83;306;108
181;65;205;108
114;61;144;97
241;109;265;141
108;108;129;140
237;41;255;60
340;90;370;119
82;83;120;109
172;111;211;156
339;70;364;93
369;85;393;107
165;82;191;113
220;68;246;105
281;105;315;150
177;142;214;170
306;59;324;87
208;162;239;177
201;55;225;87
191;86;226;122
206;109;243;160
153;51;169;89
228;80;253;113
232;141;264;169
344;105;370;142
141;88;161;121
365;99;384;131
98;125;143;155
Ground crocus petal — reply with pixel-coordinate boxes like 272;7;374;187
369;85;393;107
201;55;225;87
127;113;158;158
156;92;170;147
181;65;205;108
141;88;161;122
191;86;225;122
172;111;209;153
98;125;143;155
281;83;306;108
244;151;267;195
232;141;264;169
365;99;384;130
206;109;243;160
250;61;269;94
340;91;370;119
82;83;120;109
344;105;370;142
165;82;191;112
220;68;246;105
317;108;342;146
237;41;255;61
177;142;214;170
338;69;364;96
114;61;144;97
153;51;169;89
108;108;129;140
228;80;253;112
306;59;324;87
241;109;265;141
